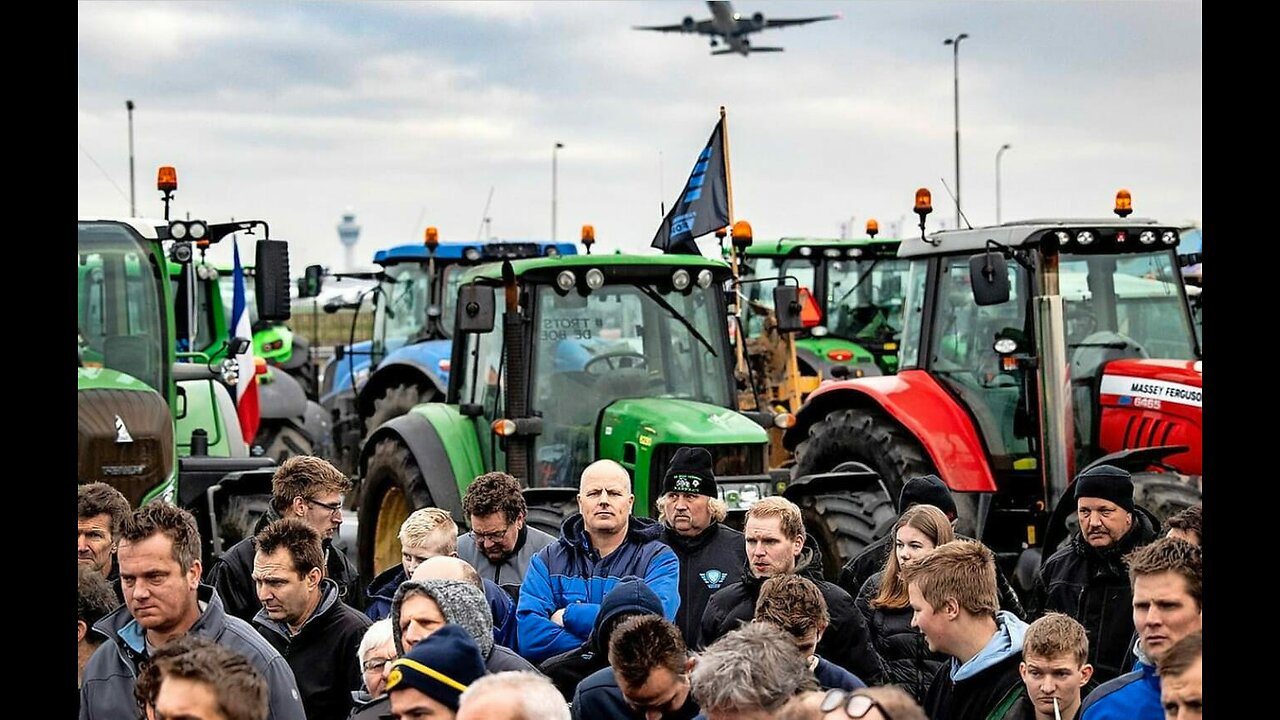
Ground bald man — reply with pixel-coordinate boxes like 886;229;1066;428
413;555;518;651
515;460;681;663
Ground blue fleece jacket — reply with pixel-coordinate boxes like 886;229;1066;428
517;514;680;663
1080;643;1163;720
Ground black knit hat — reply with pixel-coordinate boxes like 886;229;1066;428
1073;464;1135;513
385;624;485;711
663;447;718;498
898;474;958;518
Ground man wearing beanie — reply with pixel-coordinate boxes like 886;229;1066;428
386;624;487;719
1028;464;1159;684
837;474;1024;618
655;447;747;647
391;579;538;675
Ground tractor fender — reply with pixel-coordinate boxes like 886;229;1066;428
257;368;308;421
356;351;450;420
783;370;996;493
359;408;481;522
784;461;889;500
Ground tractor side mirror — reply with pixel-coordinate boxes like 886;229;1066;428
456;285;495;333
255;240;292;321
774;286;804;333
298;264;324;299
969;251;1010;306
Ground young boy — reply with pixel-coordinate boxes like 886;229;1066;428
901;539;1029;720
1010;613;1095;720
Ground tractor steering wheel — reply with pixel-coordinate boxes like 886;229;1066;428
584;350;648;375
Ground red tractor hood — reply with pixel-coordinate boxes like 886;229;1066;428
1097;359;1202;475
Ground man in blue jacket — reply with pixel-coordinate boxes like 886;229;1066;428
517;459;680;663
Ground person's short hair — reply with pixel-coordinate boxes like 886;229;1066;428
608;615;688;690
458;670;571;720
691;622;816;714
135;634;269;720
1165;504;1202;545
78;564;120;634
398;507;458;555
655;493;730;525
1023;612;1089;666
754;574;829;643
898;539;998;618
357;617;395;667
269;455;351;515
744;497;805;541
78;482;132;537
1126;536;1203;610
1156;630;1202;678
254;517;324;577
777;686;929;720
119;502;202;573
462;472;527;524
872;504;956;610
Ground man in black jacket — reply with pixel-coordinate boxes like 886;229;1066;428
207;456;364;621
699;496;882;684
1027;464;1160;684
251;518;372;720
656;447;746;648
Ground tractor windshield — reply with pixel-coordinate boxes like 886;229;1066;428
825;257;909;341
78;222;169;394
439;263;464;338
530;281;733;487
374;262;430;351
218;271;259;326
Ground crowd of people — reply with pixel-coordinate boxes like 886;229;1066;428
77;448;1203;720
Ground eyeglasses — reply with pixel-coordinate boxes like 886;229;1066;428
362;656;394;673
472;525;512;544
820;689;894;720
303;497;343;515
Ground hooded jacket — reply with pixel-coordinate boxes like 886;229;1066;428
390;579;539;676
517;514;680;663
661;522;746;648
458;524;558;592
698;541;882;684
539;576;665;701
923;611;1029;720
80;584;306;720
365;565;517;651
1028;507;1159;683
253;578;372;720
856;571;947;703
1079;642;1163;720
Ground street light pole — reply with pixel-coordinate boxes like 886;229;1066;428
943;33;968;228
995;143;1011;224
552;142;564;240
126;99;136;217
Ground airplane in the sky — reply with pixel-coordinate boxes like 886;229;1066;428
634;1;840;56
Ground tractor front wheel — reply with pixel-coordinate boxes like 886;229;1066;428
1132;472;1201;524
358;438;435;580
366;383;434;436
794;490;898;580
525;500;578;538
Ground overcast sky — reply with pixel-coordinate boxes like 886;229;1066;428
78;1;1202;271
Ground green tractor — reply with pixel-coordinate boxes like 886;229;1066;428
740;224;909;391
354;251;804;578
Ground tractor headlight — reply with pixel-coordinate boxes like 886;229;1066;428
585;268;605;290
697;269;714;288
1161;230;1178;245
672;269;691;290
556;270;576;292
1139;230;1157;245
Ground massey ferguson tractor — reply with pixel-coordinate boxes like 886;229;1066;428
781;190;1203;581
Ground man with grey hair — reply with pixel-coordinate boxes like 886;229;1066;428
656;447;746;647
391;578;538;674
457;671;570;720
349;618;395;720
691;622;817;720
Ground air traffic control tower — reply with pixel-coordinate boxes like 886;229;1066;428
336;208;361;272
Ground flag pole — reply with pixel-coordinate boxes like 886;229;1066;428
720;105;749;386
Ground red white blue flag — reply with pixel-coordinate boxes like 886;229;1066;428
231;238;261;442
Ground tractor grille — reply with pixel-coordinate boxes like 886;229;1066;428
650;443;765;490
78;388;174;507
1121;415;1179;449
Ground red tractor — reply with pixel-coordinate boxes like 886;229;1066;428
781;190;1202;584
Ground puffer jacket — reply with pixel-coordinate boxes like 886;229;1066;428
516;514;679;663
1028;508;1159;683
856;571;946;703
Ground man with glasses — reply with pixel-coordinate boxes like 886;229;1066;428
458;471;557;596
349;618;396;720
208;455;364;621
779;686;929;720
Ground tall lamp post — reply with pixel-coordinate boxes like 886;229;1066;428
552;142;564;240
943;33;968;228
995;143;1011;224
126;99;136;217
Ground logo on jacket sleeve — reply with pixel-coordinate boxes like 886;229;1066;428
700;568;727;589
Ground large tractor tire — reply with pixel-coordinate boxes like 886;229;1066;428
358;438;435;580
253;423;314;464
366;383;434;436
794;490;898;580
793;408;934;506
526;501;577;538
1132;472;1201;525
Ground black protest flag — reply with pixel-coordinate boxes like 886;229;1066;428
651;117;730;255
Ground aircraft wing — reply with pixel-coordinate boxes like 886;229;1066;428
633;19;717;35
764;14;840;29
712;46;784;55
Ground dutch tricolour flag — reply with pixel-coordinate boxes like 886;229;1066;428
231;238;261;442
